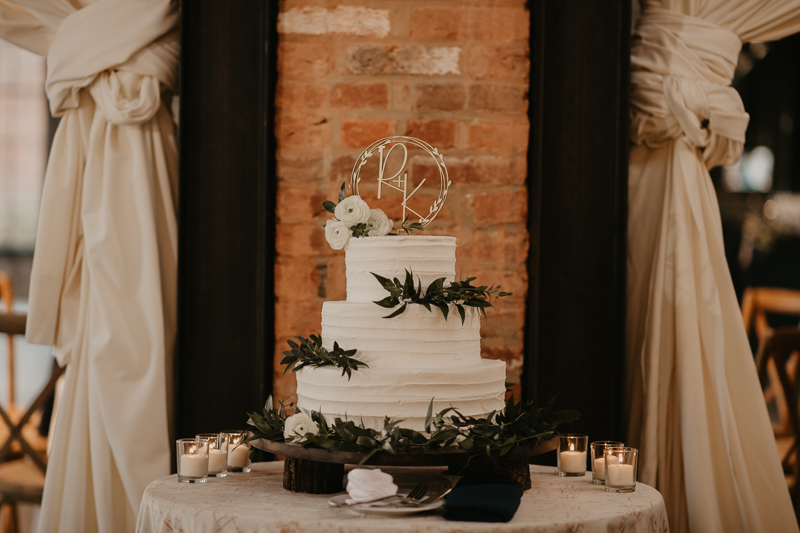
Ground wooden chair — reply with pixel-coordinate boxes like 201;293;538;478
0;283;64;532
0;272;14;415
742;287;800;437
755;328;800;511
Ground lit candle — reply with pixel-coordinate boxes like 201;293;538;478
228;444;250;468
606;462;635;486
208;449;227;473
593;452;619;481
179;452;207;477
560;443;586;473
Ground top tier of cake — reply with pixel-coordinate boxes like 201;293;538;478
345;236;456;302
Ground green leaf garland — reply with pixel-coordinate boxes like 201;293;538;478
371;270;511;323
246;394;580;468
280;333;368;380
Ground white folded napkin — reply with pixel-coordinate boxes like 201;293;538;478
345;468;398;504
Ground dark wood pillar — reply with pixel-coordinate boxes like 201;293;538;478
525;1;630;444
176;1;277;442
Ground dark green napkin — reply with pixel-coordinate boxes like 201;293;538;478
443;474;523;523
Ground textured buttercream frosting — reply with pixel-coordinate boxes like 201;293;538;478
345;235;456;302
295;359;506;432
296;235;507;431
321;301;481;368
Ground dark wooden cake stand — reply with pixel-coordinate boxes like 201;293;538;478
252;435;559;494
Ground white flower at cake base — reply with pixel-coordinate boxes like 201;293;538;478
365;208;393;237
334;195;371;226
283;412;319;441
346;468;398;503
325;220;350;250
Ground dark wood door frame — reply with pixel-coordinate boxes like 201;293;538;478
175;1;278;444
525;0;631;444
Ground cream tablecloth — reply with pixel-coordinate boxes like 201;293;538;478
136;462;669;533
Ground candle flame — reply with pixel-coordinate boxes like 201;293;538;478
619;453;623;462
570;443;574;452
189;446;196;455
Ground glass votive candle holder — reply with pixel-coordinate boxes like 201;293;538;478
176;438;209;483
196;433;228;478
590;440;624;485
222;430;252;473
604;446;638;493
557;434;588;477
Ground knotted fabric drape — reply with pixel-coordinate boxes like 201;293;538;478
627;1;800;532
0;1;178;531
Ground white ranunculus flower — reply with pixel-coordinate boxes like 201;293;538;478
365;209;394;237
334;195;371;226
283;412;320;441
346;468;398;503
325;220;350;250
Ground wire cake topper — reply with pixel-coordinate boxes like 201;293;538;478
350;136;451;227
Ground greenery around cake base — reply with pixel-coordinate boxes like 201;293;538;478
246;393;579;467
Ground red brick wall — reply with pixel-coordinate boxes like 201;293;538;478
274;0;530;403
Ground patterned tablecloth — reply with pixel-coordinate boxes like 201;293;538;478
136;462;669;533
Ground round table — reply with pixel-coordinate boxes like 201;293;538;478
136;462;669;533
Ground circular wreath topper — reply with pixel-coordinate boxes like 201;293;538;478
350;136;451;227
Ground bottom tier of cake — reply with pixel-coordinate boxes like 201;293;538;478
295;359;506;431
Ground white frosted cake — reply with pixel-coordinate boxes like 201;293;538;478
295;235;506;431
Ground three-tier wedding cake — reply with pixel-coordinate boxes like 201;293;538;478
295;234;507;431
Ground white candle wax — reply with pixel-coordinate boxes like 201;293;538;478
208;449;227;472
593;457;606;480
607;464;635;486
179;454;207;477
594;453;619;480
560;451;586;473
228;444;250;468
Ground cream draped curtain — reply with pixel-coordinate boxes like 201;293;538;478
0;0;178;531
627;1;800;532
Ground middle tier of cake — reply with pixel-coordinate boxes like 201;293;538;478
295;359;506;431
321;301;482;368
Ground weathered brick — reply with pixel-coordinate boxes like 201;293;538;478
482;345;522;364
405;119;457;148
468;44;529;81
279;6;390;38
411;7;464;39
278;42;332;79
275;259;321;300
326;255;347;301
276;181;326;223
411;154;526;187
468;122;529;150
415;84;466;111
458;226;529;267
340;118;395;148
469;85;528;114
275;223;324;257
274;300;323;339
468;8;529;41
272;0;533;398
276;152;325;183
330;155;357;187
331;82;389;109
467;190;527;225
276;114;331;149
348;45;461;76
276;81;327;109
